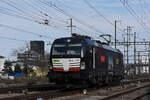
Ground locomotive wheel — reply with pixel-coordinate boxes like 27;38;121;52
80;80;89;88
103;76;109;85
89;77;97;86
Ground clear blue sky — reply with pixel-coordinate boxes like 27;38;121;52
0;0;150;60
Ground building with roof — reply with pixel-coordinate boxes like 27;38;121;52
0;56;5;72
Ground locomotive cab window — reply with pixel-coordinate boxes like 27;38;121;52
52;43;82;55
52;44;66;55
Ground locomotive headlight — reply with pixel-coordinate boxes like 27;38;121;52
49;64;53;70
80;62;85;70
50;66;53;70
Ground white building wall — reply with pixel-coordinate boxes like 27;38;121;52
0;58;5;72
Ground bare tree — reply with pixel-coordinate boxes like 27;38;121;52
11;42;29;57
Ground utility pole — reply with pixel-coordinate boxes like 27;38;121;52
138;52;140;74
134;32;136;75
124;37;126;64
70;18;73;35
126;26;133;66
126;26;129;66
67;18;76;36
114;20;121;49
115;20;117;49
110;28;150;75
148;43;150;74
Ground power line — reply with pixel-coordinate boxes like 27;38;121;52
0;8;40;22
30;0;69;30
0;0;43;21
22;0;49;20
0;35;27;42
75;26;94;36
30;0;68;24
0;7;68;35
0;24;51;38
1;0;103;38
50;0;122;41
39;0;106;35
120;0;150;34
83;0;126;34
0;10;67;33
43;0;102;37
83;0;113;25
0;0;45;21
14;0;69;32
0;6;26;17
141;0;150;24
22;0;65;24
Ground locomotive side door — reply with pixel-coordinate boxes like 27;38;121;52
108;54;114;75
93;47;96;70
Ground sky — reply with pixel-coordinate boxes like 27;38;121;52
0;0;150;61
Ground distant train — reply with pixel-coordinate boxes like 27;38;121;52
47;34;124;85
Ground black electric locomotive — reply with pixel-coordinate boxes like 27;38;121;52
48;34;124;85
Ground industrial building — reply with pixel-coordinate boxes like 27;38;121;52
17;41;45;66
0;56;5;72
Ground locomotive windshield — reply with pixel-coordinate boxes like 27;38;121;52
52;43;82;55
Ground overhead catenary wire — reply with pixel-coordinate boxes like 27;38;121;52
41;1;103;37
39;0;106;35
49;0;104;38
0;35;27;42
75;26;93;36
83;0;113;26
36;0;98;37
141;0;150;24
120;0;150;34
22;0;66;26
120;0;150;41
83;0;126;35
0;6;69;36
48;0;122;42
21;0;51;20
39;0;118;41
2;0;66;26
18;0;70;33
0;6;27;18
0;0;44;21
2;0;148;42
0;8;40;23
1;0;103;39
30;2;98;37
55;0;74;10
29;0;68;24
126;1;146;26
0;24;51;38
0;9;68;33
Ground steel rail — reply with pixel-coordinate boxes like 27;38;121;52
0;89;82;100
133;92;150;100
100;83;150;100
0;83;56;94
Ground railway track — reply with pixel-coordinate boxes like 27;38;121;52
0;88;83;100
1;77;150;100
135;93;150;100
100;82;150;100
1;77;149;93
0;83;57;94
